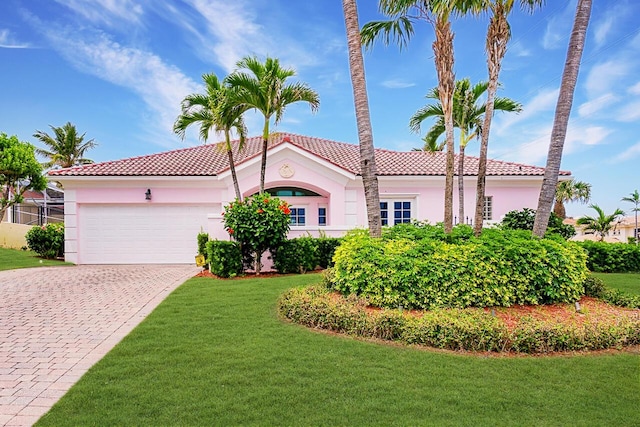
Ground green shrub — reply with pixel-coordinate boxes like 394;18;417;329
316;236;343;268
272;236;343;273
278;286;640;354
197;231;210;268
25;223;64;259
327;225;588;310
206;240;243;278
583;275;607;298
501;208;576;240
197;231;209;256
272;237;318;274
223;194;290;274
577;240;640;272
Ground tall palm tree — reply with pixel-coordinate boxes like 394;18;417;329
533;0;592;237
577;204;625;242
33;122;97;169
342;0;382;238
470;0;545;236
225;56;320;194
410;78;521;222
173;73;248;201
553;179;591;219
362;0;469;233
622;189;640;245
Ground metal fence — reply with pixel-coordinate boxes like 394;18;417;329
10;204;64;226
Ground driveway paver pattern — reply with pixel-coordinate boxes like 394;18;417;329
0;264;199;427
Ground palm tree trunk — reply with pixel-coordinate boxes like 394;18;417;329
227;149;242;201
259;123;269;194
553;201;566;219
474;4;509;237
433;17;455;234
458;145;465;224
533;0;592;237
342;0;382;238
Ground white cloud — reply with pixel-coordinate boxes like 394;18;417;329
0;29;30;48
542;1;576;50
593;3;633;48
584;60;630;97
508;40;531;57
38;25;200;147
615;101;640;122
493;123;611;165
629;82;640;95
577;93;618;117
381;79;416;89
54;0;144;27
493;88;559;136
611;141;640;162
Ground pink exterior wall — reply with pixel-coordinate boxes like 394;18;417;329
58;143;549;265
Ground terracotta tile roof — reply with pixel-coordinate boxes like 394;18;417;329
49;132;570;177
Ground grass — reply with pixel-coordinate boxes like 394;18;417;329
0;247;69;271
592;272;640;295
37;274;639;426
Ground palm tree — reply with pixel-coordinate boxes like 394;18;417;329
225;56;320;194
174;73;248;201
470;0;545;236
410;78;521;222
533;0;592;237
33;122;97;169
362;0;469;233
622;190;640;245
553;179;591;219
576;204;625;241
342;0;382;238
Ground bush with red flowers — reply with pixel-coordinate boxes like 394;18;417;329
222;193;291;274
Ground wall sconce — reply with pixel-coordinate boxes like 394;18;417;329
145;188;152;201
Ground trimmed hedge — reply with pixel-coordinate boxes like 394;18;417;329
327;225;588;310
271;236;343;274
577;241;640;273
206;240;243;278
278;285;640;354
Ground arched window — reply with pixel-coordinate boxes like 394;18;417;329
263;187;322;197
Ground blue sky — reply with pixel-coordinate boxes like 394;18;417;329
1;0;638;218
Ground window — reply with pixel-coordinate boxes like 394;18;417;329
318;207;327;226
483;196;493;221
380;202;389;226
290;208;306;226
264;187;321;197
381;200;412;226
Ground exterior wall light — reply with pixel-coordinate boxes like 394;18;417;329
145;189;152;200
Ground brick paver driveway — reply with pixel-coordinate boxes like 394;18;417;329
0;264;200;427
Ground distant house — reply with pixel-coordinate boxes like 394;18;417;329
3;185;64;225
567;216;639;243
49;133;570;264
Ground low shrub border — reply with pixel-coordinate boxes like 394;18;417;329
277;285;640;354
578;241;640;273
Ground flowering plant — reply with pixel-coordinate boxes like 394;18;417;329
222;193;291;274
25;222;64;259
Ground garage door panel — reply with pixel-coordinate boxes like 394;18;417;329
78;204;213;264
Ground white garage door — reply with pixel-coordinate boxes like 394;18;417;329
78;204;213;264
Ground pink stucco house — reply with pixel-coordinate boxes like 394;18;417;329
49;133;569;264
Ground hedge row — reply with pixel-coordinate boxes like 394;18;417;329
327;225;588;310
577;241;640;273
278;285;640;354
204;236;343;277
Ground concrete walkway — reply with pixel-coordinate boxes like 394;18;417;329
0;264;200;427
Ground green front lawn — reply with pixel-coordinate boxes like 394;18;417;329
37;274;639;426
0;247;69;271
592;272;640;295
